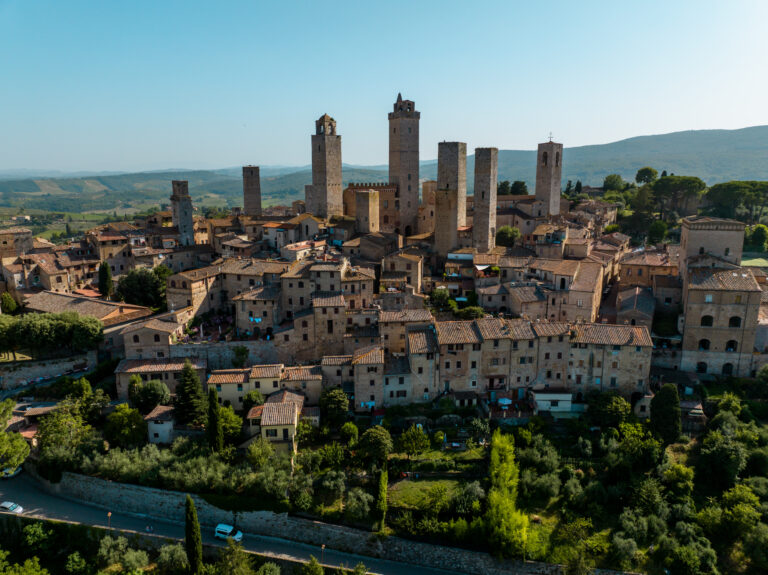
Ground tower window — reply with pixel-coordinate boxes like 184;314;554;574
556;152;560;167
543;151;548;167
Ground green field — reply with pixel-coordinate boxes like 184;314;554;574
388;478;460;509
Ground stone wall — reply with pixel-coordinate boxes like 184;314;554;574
0;350;97;392
169;340;284;370
31;471;610;575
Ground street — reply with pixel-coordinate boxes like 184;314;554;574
0;474;466;575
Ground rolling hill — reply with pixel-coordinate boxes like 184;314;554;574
1;125;767;213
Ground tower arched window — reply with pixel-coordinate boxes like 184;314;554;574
729;316;742;328
556;152;560;167
726;340;738;352
722;363;734;376
700;315;713;327
698;339;710;351
542;152;548;167
696;362;708;374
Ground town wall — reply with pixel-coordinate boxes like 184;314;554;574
0;351;97;392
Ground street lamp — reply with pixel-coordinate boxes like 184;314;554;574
107;511;112;530
321;544;325;563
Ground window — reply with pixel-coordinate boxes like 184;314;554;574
698;339;710;351
696;362;708;374
418;367;423;374
266;429;277;438
545;353;550;360
701;315;713;327
726;340;738;352
237;384;243;391
456;361;462;369
132;335;139;343
729;316;742;328
704;294;713;303
722;363;734;376
273;381;278;388
471;361;477;368
610;377;617;387
725;247;730;257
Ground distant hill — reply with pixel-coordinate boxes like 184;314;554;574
1;125;766;213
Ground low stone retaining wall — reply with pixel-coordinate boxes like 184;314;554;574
0;351;97;392
36;472;629;575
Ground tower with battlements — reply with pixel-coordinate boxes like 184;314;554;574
434;142;467;258
242;166;262;218
305;114;342;219
388;94;420;236
170;180;194;246
473;147;498;253
535;141;563;218
355;189;380;235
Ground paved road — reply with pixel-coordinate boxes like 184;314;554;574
0;475;464;575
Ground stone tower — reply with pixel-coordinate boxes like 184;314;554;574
473;147;498;253
242;166;262;218
535;141;563;218
355;190;380;235
434;142;467;258
170;180;194;247
388;93;420;236
305;114;343;219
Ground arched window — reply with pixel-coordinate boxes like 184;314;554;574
542;152;548;167
560;278;566;290
729;316;742;328
699;247;705;255
154;334;160;342
726;340;738;352
556;152;560;167
171;280;176;288
698;339;710;351
722;363;734;376
700;315;713;327
696;362;708;374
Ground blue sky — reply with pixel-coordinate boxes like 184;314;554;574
1;0;767;172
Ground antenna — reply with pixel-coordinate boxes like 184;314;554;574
548;132;554;143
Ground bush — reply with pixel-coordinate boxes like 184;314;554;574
122;548;149;571
156;543;189;574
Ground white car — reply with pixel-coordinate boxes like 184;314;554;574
0;501;23;514
214;523;243;542
1;467;22;479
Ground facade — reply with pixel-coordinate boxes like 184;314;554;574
242;166;262;218
170;180;195;247
434;142;467;258
388;93;420;236
680;216;744;267
535;141;563;218
472;147;498;253
305;114;343;219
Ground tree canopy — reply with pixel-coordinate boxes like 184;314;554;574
496;226;521;248
650;384;681;444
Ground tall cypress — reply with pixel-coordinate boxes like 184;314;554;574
207;389;223;452
98;261;113;299
376;469;388;528
175;360;206;425
185;495;203;574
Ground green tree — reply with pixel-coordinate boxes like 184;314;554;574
574;180;582;194
750;224;768;251
650;383;681;444
129;378;170;414
340;422;358;446
300;556;324;575
98;261;113;299
496;225;521;247
156;543;189;575
256;563;282;575
603;174;625;191
699;429;746;489
116;268;163;309
588;393;630;428
346;487;374;521
319;388;349;428
232;345;249;368
64;551;88;575
185;495;203;575
652;175;706;221
207;389;224;453
510;181;528;195
37;402;92;477
103;404;147;449
242;390;265;414
219;404;243;445
647;220;667;244
153;264;173;304
376;469;388;527
662;463;695;498
635;167;658;185
398;425;429;460
359;426;393;465
1;292;17;315
174;361;206;425
216;539;254;575
0;398;14;429
485;430;527;557
247;437;275;469
497;180;511;195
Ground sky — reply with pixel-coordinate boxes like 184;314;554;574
1;0;767;172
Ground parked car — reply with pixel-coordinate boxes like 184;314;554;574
1;467;22;479
214;524;242;542
0;501;23;514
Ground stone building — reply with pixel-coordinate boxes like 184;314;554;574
305;114;342;219
0;227;33;259
472;147;498;253
680;216;744;268
417;180;437;235
388;93;420;236
352;345;385;411
170;180;195;247
115;358;206;400
355;190;380;234
242;166;262;218
434;142;467;259
535;141;563;218
379;308;433;354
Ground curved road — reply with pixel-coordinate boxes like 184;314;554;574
0;475;465;575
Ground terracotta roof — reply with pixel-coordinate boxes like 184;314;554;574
508;285;547;304
321;355;353;366
379;309;433;323
246;404;264;420
621;250;676;267
0;227;32;234
407;328;438;354
144;405;175;422
477;284;509;296
22;404;58;417
282;366;323;381
573;323;653;347
23;291;151;325
530;259;580;276
436;321;482;345
232;286;281;301
505;319;537;340
249;364;284;379
310;263;342;272
266;389;306;406
688;268;760;292
122;318;183;334
352;345;385;364
474;318;514;340
571;262;603;292
261;403;298;427
532;321;570;337
115;358;206;374
311;291;345;307
208;369;249;385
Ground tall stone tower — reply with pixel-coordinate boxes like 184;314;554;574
355;190;380;235
305;114;342;219
242;166;262;218
434;142;467;258
535;141;563;218
473;147;498;253
388;93;420;236
170;180;194;247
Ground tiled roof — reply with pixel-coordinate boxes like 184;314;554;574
282;366;323;380
115;358;206;374
144;405;175;421
407;328;438;354
621;250;676;267
477;284;509;296
618;287;656;316
352;345;385;365
266;389;305;406
688;268;760;292
474;318;514;340
311;291;345;307
508;285;547;303
122;318;183;334
530;259;580;276
532;321;570;337
573;324;653;347
571;262;603;292
232;286;281;301
505;319;536;340
379;309;433;323
321;355;353;366
23;291;151;323
261;403;298;427
436;321;482;345
246;404;264;420
249;364;284;379
310;263;342;272
208;369;249;385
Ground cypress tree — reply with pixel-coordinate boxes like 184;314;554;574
185;495;203;574
175;360;206;425
650;383;682;444
376;469;388;528
98;261;113;299
207;389;223;452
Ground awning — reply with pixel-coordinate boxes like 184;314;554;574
475;265;490;271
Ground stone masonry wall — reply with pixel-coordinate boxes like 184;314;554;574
35;472;631;575
0;351;97;392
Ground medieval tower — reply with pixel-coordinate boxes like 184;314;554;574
472;147;498;253
170;180;194;247
535;141;563;218
434;142;467;258
355;189;380;235
305;114;343;219
242;166;262;218
388;93;420;236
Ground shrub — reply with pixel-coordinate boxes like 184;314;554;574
156;543;189;574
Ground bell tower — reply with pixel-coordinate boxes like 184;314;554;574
305;114;343;218
535;140;563;218
388;93;420;236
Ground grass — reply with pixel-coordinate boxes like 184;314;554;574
0;350;33;363
388;478;460;510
